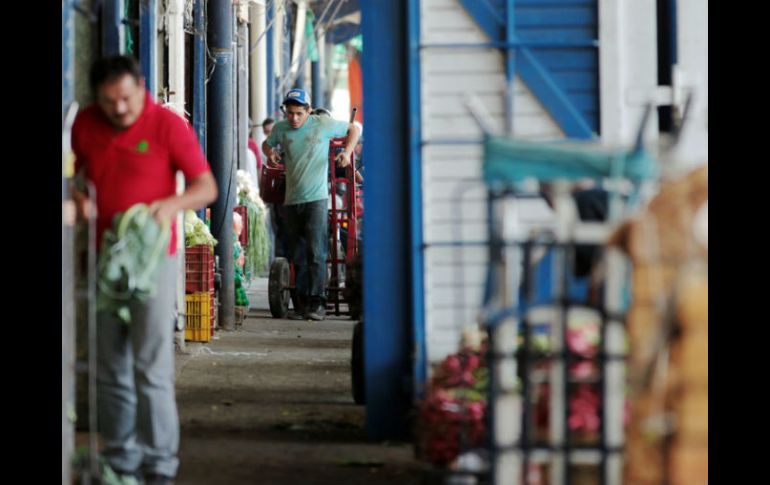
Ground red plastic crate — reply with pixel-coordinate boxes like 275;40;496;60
259;165;286;204
185;245;215;293
234;205;249;247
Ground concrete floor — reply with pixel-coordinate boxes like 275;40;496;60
173;279;425;484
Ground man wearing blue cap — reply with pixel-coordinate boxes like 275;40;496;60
262;89;360;320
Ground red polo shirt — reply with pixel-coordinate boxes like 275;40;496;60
72;94;211;254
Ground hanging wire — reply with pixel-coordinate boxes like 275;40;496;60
276;0;344;93
275;0;346;96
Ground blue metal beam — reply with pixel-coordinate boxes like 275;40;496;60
361;0;412;440
310;0;360;21
517;48;593;138
193;0;207;221
193;0;206;153
140;0;157;96
458;0;505;41
326;23;361;44
208;0;236;329
420;40;599;48
237;21;249;173
232;7;239;171
408;0;427;402
457;0;595;138
102;0;124;56
266;1;275;116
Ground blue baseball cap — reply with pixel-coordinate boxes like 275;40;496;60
283;88;311;107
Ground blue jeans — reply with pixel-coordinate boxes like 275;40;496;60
285;199;328;307
269;203;289;258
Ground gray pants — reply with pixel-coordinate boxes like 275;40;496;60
96;256;179;477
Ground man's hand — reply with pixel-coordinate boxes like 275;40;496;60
150;172;216;225
338;122;360;169
335;150;352;168
267;148;282;168
148;197;180;225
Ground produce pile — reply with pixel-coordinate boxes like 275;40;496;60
237;169;270;279
184;210;217;249
97;204;170;324
417;345;489;466
233;211;249;307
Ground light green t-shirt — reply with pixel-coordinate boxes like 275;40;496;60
265;115;349;205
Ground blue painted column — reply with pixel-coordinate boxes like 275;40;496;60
266;1;275;116
208;0;236;330
407;0;427;401
140;0;158;96
361;0;412;440
193;0;207;153
102;0;124;56
193;0;207;221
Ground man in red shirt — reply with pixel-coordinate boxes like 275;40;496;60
71;56;217;485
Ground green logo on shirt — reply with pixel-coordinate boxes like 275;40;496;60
136;140;149;153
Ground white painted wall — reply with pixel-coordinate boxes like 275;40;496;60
250;0;268;142
420;0;562;363
418;0;686;364
599;0;659;146
669;0;708;170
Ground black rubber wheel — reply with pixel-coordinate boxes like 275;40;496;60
268;257;291;318
351;321;365;404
